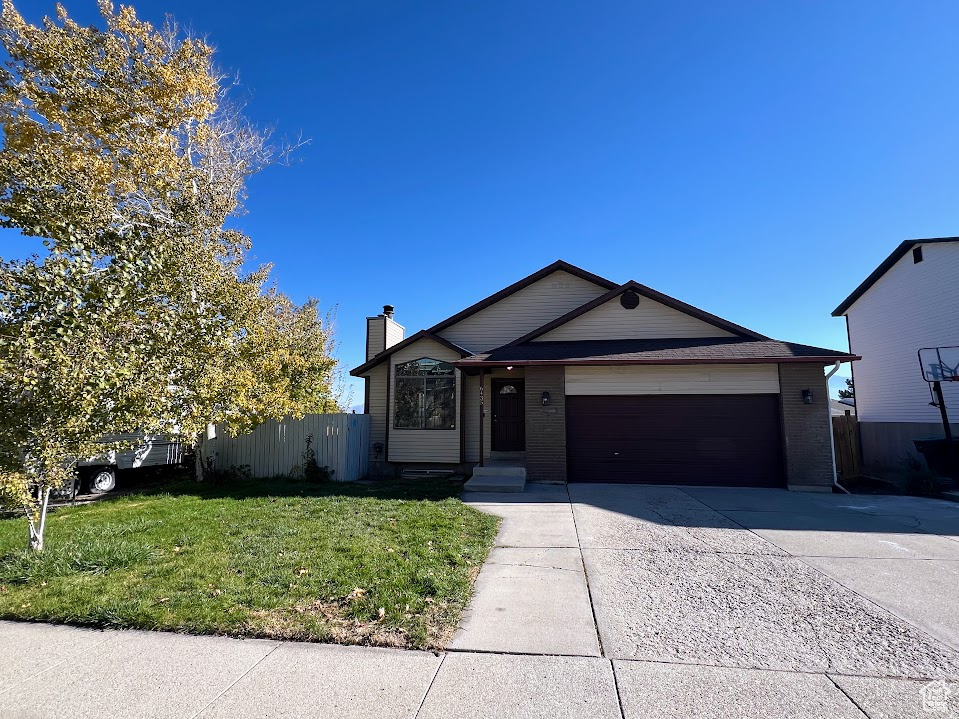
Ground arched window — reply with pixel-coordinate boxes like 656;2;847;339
394;358;456;429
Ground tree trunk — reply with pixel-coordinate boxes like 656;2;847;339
26;486;52;552
195;432;207;482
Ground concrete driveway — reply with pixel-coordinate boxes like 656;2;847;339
456;483;959;717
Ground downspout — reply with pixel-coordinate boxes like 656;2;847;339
825;361;850;494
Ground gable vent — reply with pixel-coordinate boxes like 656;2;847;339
620;290;640;309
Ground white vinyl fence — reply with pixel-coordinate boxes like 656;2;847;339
204;413;370;482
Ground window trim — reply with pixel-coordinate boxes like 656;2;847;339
392;357;457;430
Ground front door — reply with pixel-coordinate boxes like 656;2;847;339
492;380;525;451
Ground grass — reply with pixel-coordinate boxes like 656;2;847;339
0;476;500;649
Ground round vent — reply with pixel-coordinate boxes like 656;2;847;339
620;290;640;309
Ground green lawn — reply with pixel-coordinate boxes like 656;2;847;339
0;477;500;649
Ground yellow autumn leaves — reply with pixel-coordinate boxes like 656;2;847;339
0;1;340;544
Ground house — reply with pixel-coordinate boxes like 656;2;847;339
833;237;959;479
351;260;856;490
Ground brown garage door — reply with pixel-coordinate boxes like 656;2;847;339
566;394;784;486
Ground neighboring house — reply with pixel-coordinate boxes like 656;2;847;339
351;260;856;490
833;237;959;478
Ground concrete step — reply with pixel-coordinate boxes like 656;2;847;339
464;474;526;493
471;464;527;478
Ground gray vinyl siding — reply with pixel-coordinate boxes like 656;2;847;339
464;373;481;462
537;296;735;341
385;317;405;349
364;363;388;462
437;270;607;352
565;365;780;395
388;337;462;463
845;241;959;423
365;317;386;360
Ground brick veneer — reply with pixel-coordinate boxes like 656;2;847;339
778;363;834;490
525;366;567;483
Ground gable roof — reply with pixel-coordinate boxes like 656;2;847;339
350;260;615;375
832;236;959;316
425;260;617;336
506;280;768;345
455;337;858;367
350;330;470;376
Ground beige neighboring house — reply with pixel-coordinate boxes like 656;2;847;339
351;260;857;490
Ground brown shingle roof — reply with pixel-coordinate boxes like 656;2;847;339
454;337;858;367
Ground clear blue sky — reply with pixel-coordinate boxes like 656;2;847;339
5;1;959;403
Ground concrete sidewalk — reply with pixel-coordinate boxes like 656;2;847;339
3;620;954;718
0;622;916;719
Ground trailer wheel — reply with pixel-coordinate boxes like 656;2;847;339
88;467;116;494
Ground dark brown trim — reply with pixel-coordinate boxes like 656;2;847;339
506;280;768;345
832;236;959;316
363;377;370;415
350;330;471;376
452;355;862;369
454;356;860;368
425;260;617;337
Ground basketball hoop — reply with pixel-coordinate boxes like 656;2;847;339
918;346;959;383
917;347;959;481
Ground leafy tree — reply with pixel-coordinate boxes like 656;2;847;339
0;1;339;550
838;378;854;399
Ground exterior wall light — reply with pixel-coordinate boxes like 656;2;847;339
506;366;513;371
801;389;814;404
542;391;551;406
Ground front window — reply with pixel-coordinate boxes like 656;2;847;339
394;358;456;429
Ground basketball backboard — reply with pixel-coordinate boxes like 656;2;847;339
919;346;959;383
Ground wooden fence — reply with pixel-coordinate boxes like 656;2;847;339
204;413;370;482
832;413;861;480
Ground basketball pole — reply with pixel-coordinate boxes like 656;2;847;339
932;381;953;444
932;380;958;478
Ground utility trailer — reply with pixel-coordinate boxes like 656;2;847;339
75;433;185;493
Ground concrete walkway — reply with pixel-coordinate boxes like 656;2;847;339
3;485;959;717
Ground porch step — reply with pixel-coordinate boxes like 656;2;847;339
463;474;526;493
464;462;527;492
470;464;527;477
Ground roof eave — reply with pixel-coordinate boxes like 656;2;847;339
349;331;470;376
453;355;861;368
832;236;959;316
506;280;769;346
425;259;617;336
